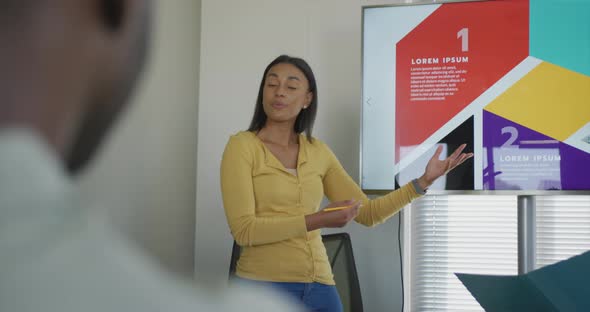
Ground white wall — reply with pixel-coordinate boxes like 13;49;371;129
196;1;411;311
81;0;201;277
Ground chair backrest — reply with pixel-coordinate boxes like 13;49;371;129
228;233;363;312
228;240;241;279
322;233;363;312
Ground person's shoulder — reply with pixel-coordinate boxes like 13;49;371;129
229;131;256;143
303;135;330;153
302;135;340;164
231;130;256;140
226;131;256;146
6;215;304;312
223;131;258;157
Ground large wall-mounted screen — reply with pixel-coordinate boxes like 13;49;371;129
361;0;590;192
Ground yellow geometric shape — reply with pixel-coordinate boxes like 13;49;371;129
485;62;590;141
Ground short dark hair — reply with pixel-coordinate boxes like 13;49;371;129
0;1;123;30
0;1;36;25
248;55;318;142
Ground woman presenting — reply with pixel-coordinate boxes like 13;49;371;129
221;55;472;312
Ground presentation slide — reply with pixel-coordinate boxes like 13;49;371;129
362;0;590;191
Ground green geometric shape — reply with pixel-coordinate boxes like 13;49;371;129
530;0;590;76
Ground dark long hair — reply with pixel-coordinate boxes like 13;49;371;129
248;55;318;142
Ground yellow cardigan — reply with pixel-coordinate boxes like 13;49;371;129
220;131;422;285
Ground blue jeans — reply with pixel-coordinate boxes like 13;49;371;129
233;276;343;312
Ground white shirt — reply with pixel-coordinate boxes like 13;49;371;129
0;129;303;312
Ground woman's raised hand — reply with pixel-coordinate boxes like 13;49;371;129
417;144;473;190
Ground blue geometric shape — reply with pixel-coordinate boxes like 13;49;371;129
530;0;590;76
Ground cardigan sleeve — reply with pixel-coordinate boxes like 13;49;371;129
320;142;422;227
220;135;308;246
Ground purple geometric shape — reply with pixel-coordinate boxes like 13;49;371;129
559;142;590;190
482;111;590;191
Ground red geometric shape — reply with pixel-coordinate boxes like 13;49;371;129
395;0;529;163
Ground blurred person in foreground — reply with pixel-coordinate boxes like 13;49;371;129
0;1;303;311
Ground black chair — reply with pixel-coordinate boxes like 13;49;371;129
322;233;363;312
228;239;241;278
228;233;363;312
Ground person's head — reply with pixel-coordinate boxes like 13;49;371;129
0;0;153;174
248;55;318;142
